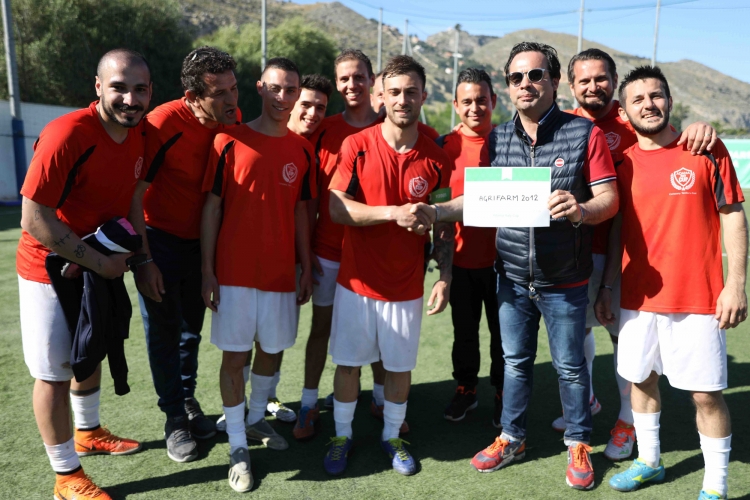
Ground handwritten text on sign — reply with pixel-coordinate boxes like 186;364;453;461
463;167;552;228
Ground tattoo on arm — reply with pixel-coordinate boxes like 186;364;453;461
433;222;455;274
74;245;86;259
52;231;72;248
33;209;40;221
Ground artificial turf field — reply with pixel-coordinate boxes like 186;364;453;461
1;205;749;500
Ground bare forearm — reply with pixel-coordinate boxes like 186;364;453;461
330;191;395;227
295;202;312;273
21;198;107;273
722;208;748;288
200;196;222;276
127;182;152;258
435;196;464;223
580;187;619;226
433;221;455;281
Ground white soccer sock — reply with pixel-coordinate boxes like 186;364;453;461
333;398;357;439
301;387;319;409
700;433;731;497
633;411;661;468
268;371;280;399
612;343;634;424
382;400;407;441
583;331;596;400
247;372;274;426
372;383;385;407
70;389;100;430
45;438;81;473
223;402;248;454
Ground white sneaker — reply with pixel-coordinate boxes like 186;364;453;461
228;447;253;492
246;419;289;450
267;398;297;423
552;397;602;432
604;419;636;461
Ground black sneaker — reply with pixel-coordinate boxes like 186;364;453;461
185;397;217;440
492;392;503;429
444;385;478;421
165;415;198;463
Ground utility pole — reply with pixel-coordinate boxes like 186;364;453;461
450;24;461;130
402;19;408;55
2;0;26;196
377;8;383;73
261;0;267;69
574;0;585;108
651;0;661;67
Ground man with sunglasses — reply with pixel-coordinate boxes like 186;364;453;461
468;42;618;491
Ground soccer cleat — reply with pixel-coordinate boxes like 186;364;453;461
381;438;417;476
216;403;249;433
609;458;666;492
443;385;478;422
324;436;353;476
185;397;217;440
293;405;320;441
552;396;602;432
604;419;636;461
566;442;595;490
267;397;297;423
54;469;111;500
75;426;141;456
164;415;198;463
370;401;410;434
492;392;503;429
698;490;727;499
246;418;289;450
470;436;526;473
228;447;253;493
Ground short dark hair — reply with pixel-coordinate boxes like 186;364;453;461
181;46;236;96
97;48;151;79
503;42;561;86
262;57;301;82
301;74;333;98
335;49;374;77
567;48;617;84
455;68;495;98
382;55;426;91
618;65;671;103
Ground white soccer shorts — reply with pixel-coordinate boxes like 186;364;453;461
312;255;340;307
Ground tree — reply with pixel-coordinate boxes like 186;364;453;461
0;0;193;108
200;17;340;120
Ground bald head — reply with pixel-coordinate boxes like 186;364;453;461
97;49;151;81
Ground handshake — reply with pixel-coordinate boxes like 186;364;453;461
395;202;439;235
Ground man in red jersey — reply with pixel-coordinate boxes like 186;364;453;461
128;46;239;463
597;65;746;500
18;49;150;500
372;69;440;139
323;55;453;477
560;48;717;461
201;57;315;493
436;68;505;429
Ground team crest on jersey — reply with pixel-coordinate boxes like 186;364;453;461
554;158;565;168
409;176;428;198
670;167;695;191
282;163;298;183
605;131;621;151
134;157;143;179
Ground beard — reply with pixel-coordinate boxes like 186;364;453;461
101;97;144;128
578;90;613;112
386;105;419;128
630;107;671;136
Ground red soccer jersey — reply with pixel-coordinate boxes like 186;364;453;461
570;102;637;254
619;138;744;314
441;129;496;269
202;126;315;292
17;102;145;284
330;125;453;301
142;99;241;240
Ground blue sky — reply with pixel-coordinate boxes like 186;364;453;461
297;0;750;83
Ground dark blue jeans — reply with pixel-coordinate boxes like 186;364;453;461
497;274;591;444
136;227;206;419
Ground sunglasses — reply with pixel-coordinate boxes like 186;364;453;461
507;68;548;87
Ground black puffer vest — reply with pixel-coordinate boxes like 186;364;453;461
488;104;595;287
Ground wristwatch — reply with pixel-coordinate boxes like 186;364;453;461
571;204;585;228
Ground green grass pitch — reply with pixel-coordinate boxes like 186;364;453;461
1;205;749;499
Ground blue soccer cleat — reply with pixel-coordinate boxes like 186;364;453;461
609;458;666;492
381;438;417;476
698;490;726;499
324;436;353;476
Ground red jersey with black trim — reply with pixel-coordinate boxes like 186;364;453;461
17;101;145;284
619;138;744;313
202;126;315;292
142;99;242;240
329;124;453;301
440;129;496;269
570;101;637;254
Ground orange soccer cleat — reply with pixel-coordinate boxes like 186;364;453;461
54;469;112;500
75;426;142;456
